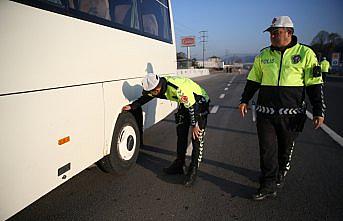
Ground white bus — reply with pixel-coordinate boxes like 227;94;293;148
0;0;177;219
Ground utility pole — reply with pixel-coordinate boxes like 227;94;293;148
199;31;208;69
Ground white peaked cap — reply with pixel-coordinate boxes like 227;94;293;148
264;16;294;32
142;73;160;91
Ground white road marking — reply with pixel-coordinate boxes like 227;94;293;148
229;75;237;83
227;83;231;86
210;105;219;114
306;111;343;147
224;87;228;91
219;94;225;99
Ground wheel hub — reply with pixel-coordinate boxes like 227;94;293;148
117;126;136;160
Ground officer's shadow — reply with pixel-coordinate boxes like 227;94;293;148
137;145;258;199
121;63;158;128
122;81;157;130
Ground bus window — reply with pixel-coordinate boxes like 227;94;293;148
141;0;171;41
159;0;172;41
142;13;158;35
78;0;111;20
68;0;75;8
37;0;65;7
109;0;140;30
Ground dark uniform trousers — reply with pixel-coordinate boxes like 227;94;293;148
322;72;328;83
175;105;208;168
256;113;299;188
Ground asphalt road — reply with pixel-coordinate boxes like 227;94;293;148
323;76;343;137
10;72;343;221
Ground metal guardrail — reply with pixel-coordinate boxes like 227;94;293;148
176;69;210;78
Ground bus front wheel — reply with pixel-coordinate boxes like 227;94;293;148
97;112;141;174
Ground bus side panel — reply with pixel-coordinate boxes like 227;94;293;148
0;84;104;220
103;79;146;155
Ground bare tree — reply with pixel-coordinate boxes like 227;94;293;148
311;31;343;60
311;30;329;45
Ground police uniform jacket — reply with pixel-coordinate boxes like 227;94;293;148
130;76;210;126
241;36;325;117
320;60;330;73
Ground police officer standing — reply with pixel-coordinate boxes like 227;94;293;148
239;16;325;200
122;73;210;187
320;57;330;83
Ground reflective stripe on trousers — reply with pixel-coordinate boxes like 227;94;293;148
176;107;208;168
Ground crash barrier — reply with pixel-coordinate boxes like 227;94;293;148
176;69;210;78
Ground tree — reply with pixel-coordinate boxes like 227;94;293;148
311;30;329;46
176;52;187;69
177;52;186;60
327;33;343;52
311;31;343;60
191;58;198;67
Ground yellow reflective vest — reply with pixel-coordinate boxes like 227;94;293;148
241;36;325;117
320;59;330;73
248;42;323;86
131;76;209;126
164;76;209;108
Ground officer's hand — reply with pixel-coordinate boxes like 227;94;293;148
122;105;131;111
239;103;248;118
313;116;324;129
192;125;202;140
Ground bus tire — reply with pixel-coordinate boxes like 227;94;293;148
96;112;141;174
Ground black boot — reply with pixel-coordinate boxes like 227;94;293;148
184;166;198;187
252;187;277;201
276;170;288;189
163;159;185;175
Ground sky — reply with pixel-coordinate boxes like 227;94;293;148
171;0;343;59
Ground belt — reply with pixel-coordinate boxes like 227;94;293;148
256;105;305;115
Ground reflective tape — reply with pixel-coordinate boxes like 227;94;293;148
256;105;304;115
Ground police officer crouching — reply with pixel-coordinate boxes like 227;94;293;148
122;73;210;187
239;16;325;200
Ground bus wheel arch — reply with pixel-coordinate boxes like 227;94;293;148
96;110;142;174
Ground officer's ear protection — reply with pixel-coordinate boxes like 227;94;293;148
312;65;321;77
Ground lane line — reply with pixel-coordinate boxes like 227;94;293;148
306;111;343;147
210;105;219;114
187;74;238;157
229;75;237;83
